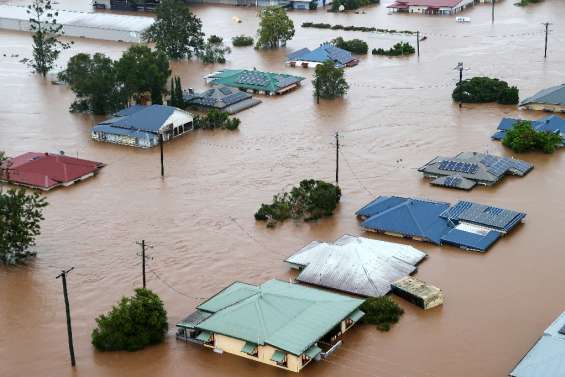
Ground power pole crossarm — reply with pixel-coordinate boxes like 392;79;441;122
56;267;76;367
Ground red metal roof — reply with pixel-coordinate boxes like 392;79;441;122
1;152;104;190
388;0;462;8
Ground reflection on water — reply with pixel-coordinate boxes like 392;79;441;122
1;1;565;376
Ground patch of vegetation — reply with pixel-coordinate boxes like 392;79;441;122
169;76;184;108
372;42;415;56
452;76;519;105
200;35;231;64
256;7;295;49
302;22;414;35
361;296;404;332
515;0;542;6
313;60;349;99
232;35;254;47
193;109;240;130
91;288;168;352
502;120;562;153
255;180;341;227
332;37;368;55
331;0;379;11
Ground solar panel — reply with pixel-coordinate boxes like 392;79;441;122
444;177;461;187
438;160;478;174
487;158;513;177
509;159;533;174
218;86;232;95
222;92;250;106
480;154;499;167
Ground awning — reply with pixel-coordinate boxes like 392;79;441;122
241;341;257;355
304;345;322;359
195;331;212;342
271;350;286;363
349;308;365;324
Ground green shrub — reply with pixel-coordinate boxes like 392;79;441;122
372;42;415;56
255;179;341;226
332;37;368;55
361;296;404;332
193;109;240;130
232;35;254;47
452;76;519;105
91;288;168;352
301;22;413;34
515;0;542;6
502;120;562;153
331;0;379;11
208;34;223;44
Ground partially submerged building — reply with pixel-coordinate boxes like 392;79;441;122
285;234;426;297
183;85;261;114
510;311;565;377
0;4;153;43
492;115;565;147
418;152;533;191
391;276;444;310
176;279;364;373
387;0;476;15
204;69;305;96
0;152;104;191
93;0;160;11
356;196;526;252
91;105;193;148
519;84;565;113
287;43;359;69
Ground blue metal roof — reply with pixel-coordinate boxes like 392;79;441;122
288;43;355;66
510;311;565;377
98;105;177;133
492;115;565;145
440;228;501;252
92;123;156;140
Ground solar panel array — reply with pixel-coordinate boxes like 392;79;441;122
236;72;270;87
480;154;498;167
277;75;302;88
222;91;250;106
487;158;514;176
197;97;217;107
219;86;233;95
443;201;524;230
443;176;462;188
510;159;533;174
438;160;479;174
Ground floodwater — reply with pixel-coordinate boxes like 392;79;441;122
1;0;565;376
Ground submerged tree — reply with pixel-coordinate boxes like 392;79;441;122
199;35;231;64
313;60;349;100
502;120;562;153
143;0;204;59
26;0;71;77
361;297;404;332
169;76;185;108
256;7;295;49
0;185;48;265
91;288;168;352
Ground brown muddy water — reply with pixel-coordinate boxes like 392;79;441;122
1;0;565;376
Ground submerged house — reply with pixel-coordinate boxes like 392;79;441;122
183;85;261;114
356;196;526;252
91;105;193;148
0;152;104;191
387;0;476;15
204;69;305;96
519;84;565;113
287;43;359;69
391;276;444;310
285;234;426;297
418;152;533;191
492;115;565;147
176;279;364;373
510;311;565;377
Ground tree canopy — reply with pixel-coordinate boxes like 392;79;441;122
26;0;71;77
361;296;404;332
331;37;368;55
372;42;415;56
91;288;168;352
200;35;231;64
313;60;349;100
0;186;48;265
502;120;562;153
452;76;519;105
143;0;204;59
256;7;295;49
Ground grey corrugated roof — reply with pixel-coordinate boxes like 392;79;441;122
285;235;426;297
431;175;476;190
418;152;533;189
183;85;261;114
177;310;213;329
520;84;565;106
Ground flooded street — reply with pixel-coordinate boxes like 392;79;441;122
1;0;565;376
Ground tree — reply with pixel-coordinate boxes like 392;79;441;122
331;37;368;55
58;53;127;115
361;297;404;332
200;35;231;64
232;35;254;47
256;7;295;49
114;45;171;105
169;76;185;108
372;42;415;56
0;187;48;265
502;120;562;153
313;61;349;100
26;0;71;77
452;76;519;105
91;288;168;352
143;0;204;59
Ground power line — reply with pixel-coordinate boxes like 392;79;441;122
339;149;374;197
149;269;208;301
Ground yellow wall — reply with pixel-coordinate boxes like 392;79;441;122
524;104;565;113
213;334;302;373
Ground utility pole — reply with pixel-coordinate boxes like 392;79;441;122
136;240;153;288
335;131;339;185
56;268;76;367
543;22;551;59
416;31;420;57
159;133;164;177
491;0;495;24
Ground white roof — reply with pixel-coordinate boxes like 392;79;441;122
0;5;154;33
286;235;427;297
